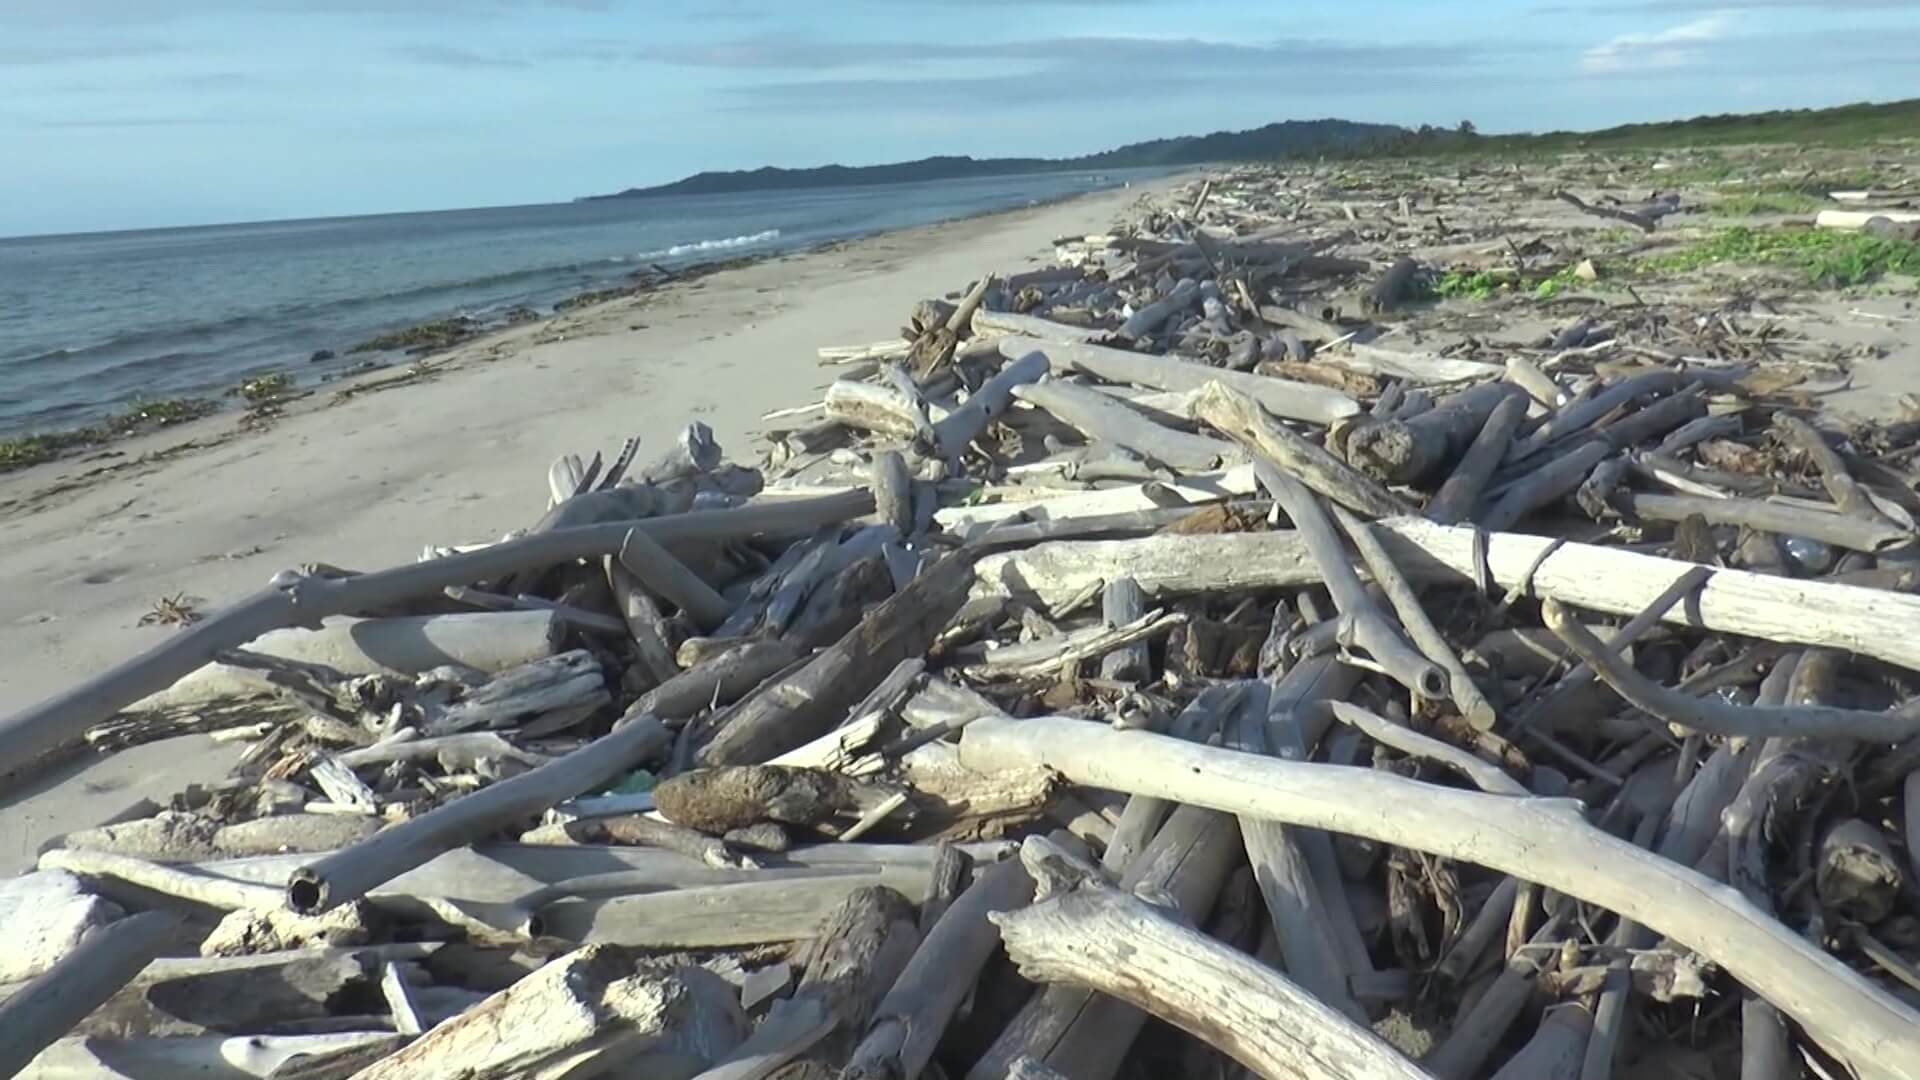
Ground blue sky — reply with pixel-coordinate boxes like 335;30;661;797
2;0;1916;235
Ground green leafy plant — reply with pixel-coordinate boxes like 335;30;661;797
1637;226;1920;287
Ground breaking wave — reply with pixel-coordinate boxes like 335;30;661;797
637;228;781;260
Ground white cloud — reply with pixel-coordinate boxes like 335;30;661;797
1580;12;1738;73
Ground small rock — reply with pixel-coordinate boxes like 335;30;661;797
309;349;336;363
201;901;373;957
0;871;125;981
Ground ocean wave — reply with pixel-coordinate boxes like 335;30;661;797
636;228;781;261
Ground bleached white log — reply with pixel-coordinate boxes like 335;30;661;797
936;465;1258;534
1321;342;1504;384
536;867;933;948
972;518;1920;673
346;946;747;1080
130;611;563;714
1000;336;1360;424
1013;380;1240;471
38;849;284;912
990;882;1432;1080
1817;209;1920;230
957;718;1920;1080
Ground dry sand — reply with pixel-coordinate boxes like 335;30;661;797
0;178;1179;873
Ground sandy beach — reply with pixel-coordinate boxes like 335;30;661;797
0;178;1179;873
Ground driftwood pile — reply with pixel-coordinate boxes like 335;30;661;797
5;158;1920;1080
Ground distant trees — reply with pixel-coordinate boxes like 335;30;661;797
1458;120;1479;136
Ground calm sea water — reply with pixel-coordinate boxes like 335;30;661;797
0;170;1155;437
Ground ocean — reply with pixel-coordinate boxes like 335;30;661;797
0;169;1156;438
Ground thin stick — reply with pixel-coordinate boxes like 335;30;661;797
1542;600;1920;741
1515;565;1714;729
1315;701;1526;796
1331;505;1497;729
1260;466;1447;700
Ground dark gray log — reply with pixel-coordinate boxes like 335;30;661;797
1118;278;1200;340
1012;381;1238;472
968;806;1241;1080
0;491;871;783
0;911;183;1077
839;856;1036;1080
1512;370;1681;458
923;350;1050;464
1594;383;1706;450
1363;256;1422;315
1347;383;1528;487
1480;441;1612;531
632;639;810;723
698;549;982;766
617;527;732;631
871;452;914;536
289;715;673;913
1098;578;1150;683
1224;684;1365;1023
1427;393;1529;525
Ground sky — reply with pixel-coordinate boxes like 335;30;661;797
2;0;1917;235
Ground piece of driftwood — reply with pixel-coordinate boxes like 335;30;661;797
968;805;1241;1080
1223;685;1366;1023
991;881;1432;1080
133;610;563;718
698;549;980;766
1426;393;1529;525
633;640;811;723
1117;277;1200;340
1331;506;1497;728
38;849;283;912
1618;492;1913;552
1556;190;1657;232
976;521;1920;673
1347;384;1527;487
1540;601;1920;740
424;650;609;737
608;556;681;687
1013;380;1239;472
1362;255;1422;315
0;491;873;781
348;947;746;1080
1097;577;1150;682
1513;371;1682;458
1262;469;1446;700
1480;441;1612;531
1321;342;1505;385
1492;1003;1591;1080
289;714;671;914
617;526;733;631
0;911;182;1077
701;886;918;1080
0;872;126;985
1193;382;1413;518
922;349;1050;465
957;718;1920;1078
20;1031;406;1079
1003;337;1360;425
871;452;914;536
824;380;929;441
840;855;1035;1080
538;868;932;948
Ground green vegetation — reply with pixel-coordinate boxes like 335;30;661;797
349;316;477;354
1424;264;1601;303
1637;226;1920;287
1357;98;1920;159
1710;190;1824;217
0;396;219;473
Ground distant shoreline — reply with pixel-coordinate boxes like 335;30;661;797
0;176;1138;473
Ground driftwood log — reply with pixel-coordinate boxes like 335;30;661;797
958;717;1920;1079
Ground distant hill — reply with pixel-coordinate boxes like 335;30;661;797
586;119;1404;200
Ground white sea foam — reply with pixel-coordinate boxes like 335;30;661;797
637;228;781;260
